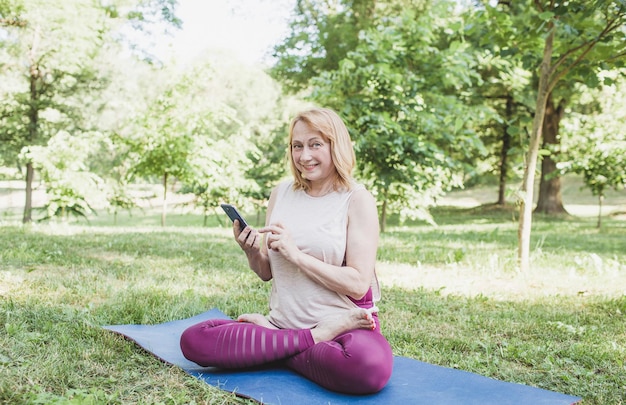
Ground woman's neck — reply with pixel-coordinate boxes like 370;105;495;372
306;180;336;197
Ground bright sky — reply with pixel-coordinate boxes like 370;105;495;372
155;0;295;66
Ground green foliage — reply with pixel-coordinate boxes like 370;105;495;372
560;72;626;225
309;6;486;226
180;56;288;213
127;0;182;28
243;120;291;212
2;0;287;226
271;0;379;92
21;130;104;221
126;87;199;183
0;0;183;223
0;0;25;27
120;56;286;224
464;0;626;270
0;0;108;166
3;0;626;239
106;182;139;225
460;4;536;187
568;141;626;198
103;0;183;63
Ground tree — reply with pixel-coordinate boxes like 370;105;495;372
193;53;288;217
272;0;379;92
533;4;626;216
309;4;488;230
569;141;626;228
461;4;536;205
459;0;625;269
0;0;109;222
124;83;217;227
274;0;495;230
534;91;567;215
21;130;103;221
515;0;626;271
560;72;626;228
0;0;181;223
122;57;274;226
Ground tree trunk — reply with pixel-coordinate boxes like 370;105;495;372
23;58;40;224
535;93;567;215
23;162;34;223
161;172;168;227
518;26;555;272
379;189;388;233
597;194;603;229
497;95;514;205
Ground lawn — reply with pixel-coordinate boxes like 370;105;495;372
0;183;625;404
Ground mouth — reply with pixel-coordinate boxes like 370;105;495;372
300;163;318;171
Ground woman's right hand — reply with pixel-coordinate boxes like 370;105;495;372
233;220;262;255
233;220;273;282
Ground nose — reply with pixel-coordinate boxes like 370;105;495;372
299;145;312;160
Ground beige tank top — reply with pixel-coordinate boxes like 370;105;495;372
265;180;379;329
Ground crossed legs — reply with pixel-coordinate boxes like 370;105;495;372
180;308;393;394
285;328;393;394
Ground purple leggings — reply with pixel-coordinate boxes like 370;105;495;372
180;317;393;394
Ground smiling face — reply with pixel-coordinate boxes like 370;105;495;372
287;108;356;193
290;120;336;188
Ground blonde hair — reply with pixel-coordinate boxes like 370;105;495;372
287;108;356;192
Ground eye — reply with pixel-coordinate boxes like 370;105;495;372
311;142;323;149
292;144;303;151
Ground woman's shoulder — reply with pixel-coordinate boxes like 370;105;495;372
267;179;295;221
271;179;293;192
351;182;366;192
348;181;370;196
348;183;375;207
282;178;295;187
347;184;378;229
269;179;296;202
278;179;296;193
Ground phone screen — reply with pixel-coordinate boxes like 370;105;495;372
220;204;248;231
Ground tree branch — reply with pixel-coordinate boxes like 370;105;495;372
554;13;623;70
0;18;27;27
548;13;625;92
606;50;626;62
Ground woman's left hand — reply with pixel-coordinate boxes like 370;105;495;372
258;223;301;263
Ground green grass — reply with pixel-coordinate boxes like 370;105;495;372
1;205;625;404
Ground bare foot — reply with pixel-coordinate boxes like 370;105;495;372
237;313;278;329
310;308;375;344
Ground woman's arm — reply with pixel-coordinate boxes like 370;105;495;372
233;188;279;282
261;188;379;299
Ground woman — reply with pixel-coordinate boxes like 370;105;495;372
180;107;393;394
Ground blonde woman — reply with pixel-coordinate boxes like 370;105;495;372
181;108;393;394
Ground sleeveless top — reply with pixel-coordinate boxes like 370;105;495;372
266;179;380;329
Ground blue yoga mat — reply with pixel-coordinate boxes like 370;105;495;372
104;308;581;405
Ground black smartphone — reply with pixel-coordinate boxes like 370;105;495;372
220;203;249;231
